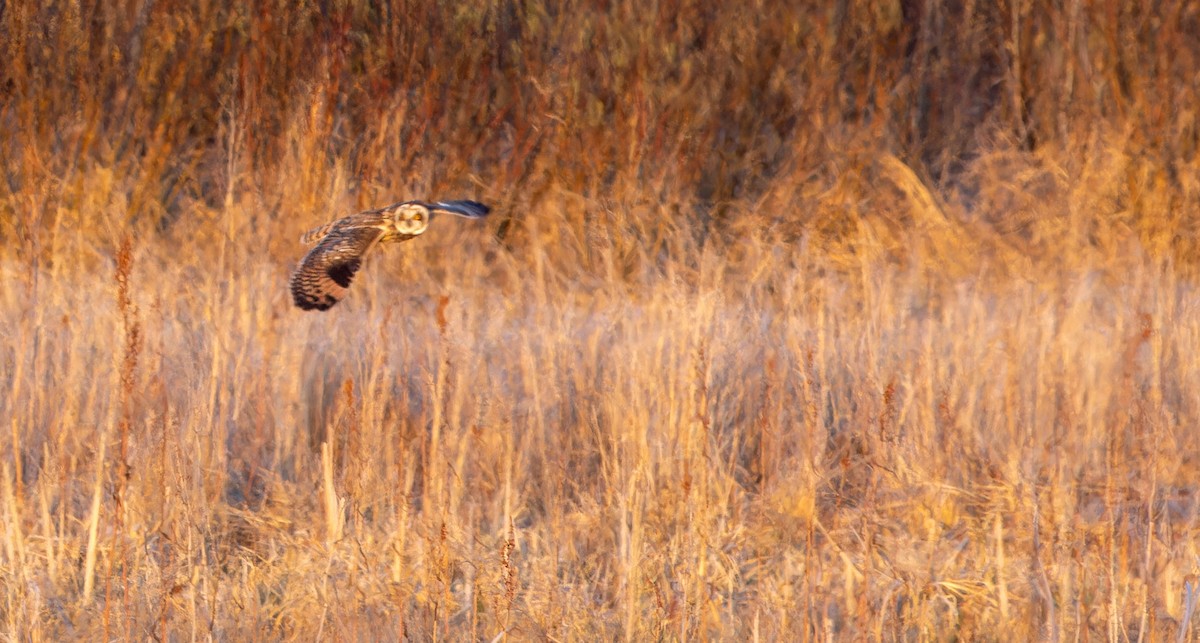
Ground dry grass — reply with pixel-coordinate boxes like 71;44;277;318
3;0;1200;639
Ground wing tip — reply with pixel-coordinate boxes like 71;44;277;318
290;269;343;311
292;290;339;311
435;200;491;218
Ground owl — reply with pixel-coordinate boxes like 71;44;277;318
290;199;490;310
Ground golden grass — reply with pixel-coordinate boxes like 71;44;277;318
3;0;1200;639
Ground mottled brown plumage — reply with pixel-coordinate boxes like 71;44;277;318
290;200;490;311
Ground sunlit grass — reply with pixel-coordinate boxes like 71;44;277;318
2;1;1199;639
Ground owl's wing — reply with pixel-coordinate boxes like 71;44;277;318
428;200;491;218
300;219;339;245
290;223;387;311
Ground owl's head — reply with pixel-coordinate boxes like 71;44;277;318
391;204;431;236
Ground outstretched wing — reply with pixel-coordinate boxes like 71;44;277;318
290;224;387;311
428;200;490;218
300;219;340;245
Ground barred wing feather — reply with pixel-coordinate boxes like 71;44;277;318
290;225;386;310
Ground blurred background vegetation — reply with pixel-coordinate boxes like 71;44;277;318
4;0;1197;274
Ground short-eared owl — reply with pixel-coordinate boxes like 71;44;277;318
290;199;490;311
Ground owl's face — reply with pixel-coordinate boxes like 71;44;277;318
392;204;431;236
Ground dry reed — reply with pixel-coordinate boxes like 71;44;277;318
1;0;1199;639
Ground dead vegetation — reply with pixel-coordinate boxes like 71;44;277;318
2;0;1200;639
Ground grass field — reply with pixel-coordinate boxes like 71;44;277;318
3;1;1200;639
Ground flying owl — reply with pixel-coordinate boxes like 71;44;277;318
290;199;490;310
